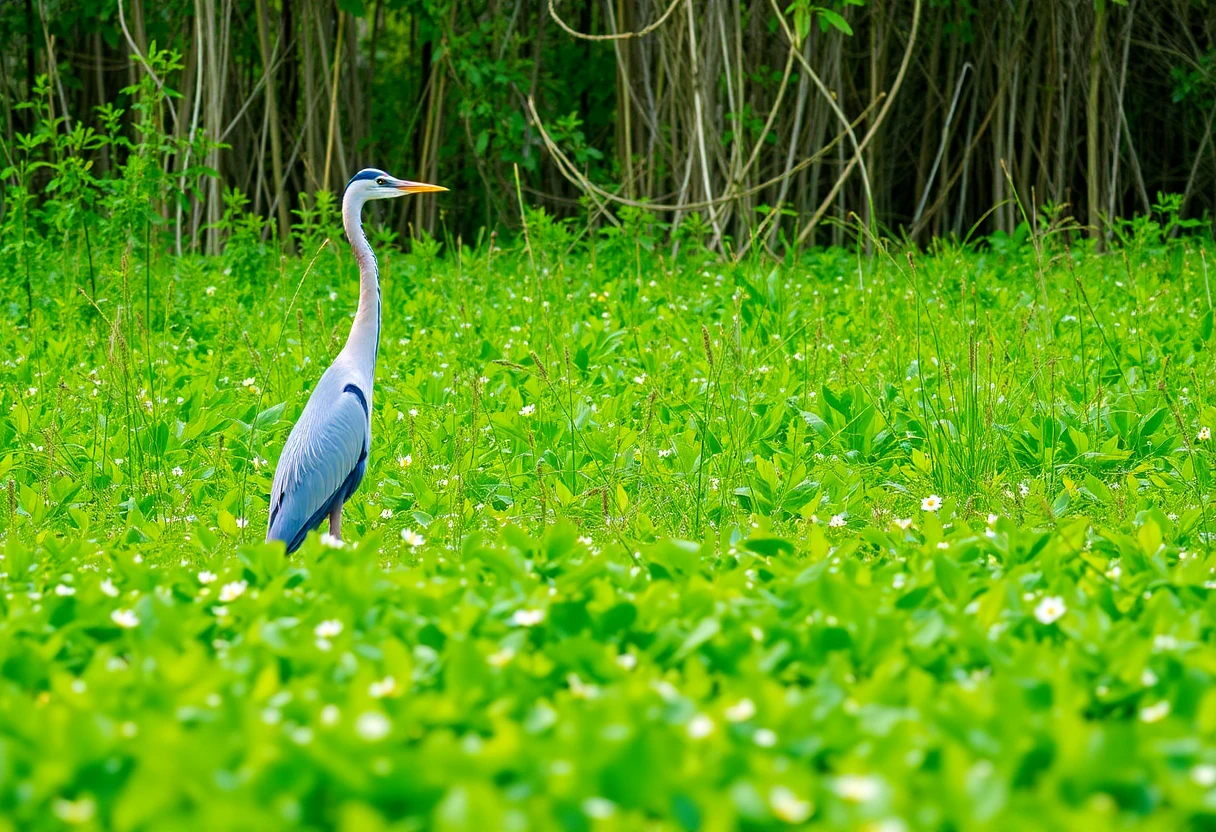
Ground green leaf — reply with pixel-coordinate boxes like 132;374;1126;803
896;586;933;610
675;617;720;659
1138;518;1163;554
742;536;795;557
817;8;853;36
1082;473;1113;504
254;401;286;429
934;553;963;603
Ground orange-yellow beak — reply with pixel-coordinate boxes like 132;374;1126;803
395;180;448;194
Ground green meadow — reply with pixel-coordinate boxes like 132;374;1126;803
2;184;1216;829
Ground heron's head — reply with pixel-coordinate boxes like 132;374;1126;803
345;168;448;201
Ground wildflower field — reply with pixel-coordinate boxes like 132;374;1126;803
3;198;1216;831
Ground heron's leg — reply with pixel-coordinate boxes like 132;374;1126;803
328;502;342;539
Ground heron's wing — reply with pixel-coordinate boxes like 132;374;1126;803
267;377;370;552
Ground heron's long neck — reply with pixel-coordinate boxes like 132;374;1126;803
342;193;381;384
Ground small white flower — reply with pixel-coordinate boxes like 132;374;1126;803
834;774;881;803
314;620;343;638
100;578;119;598
234;517;249;529
1140;700;1171;723
1141;669;1158;687
1199;427;1211;442
369;676;398;699
320;704;340;726
355;711;392;741
1034;596;1067;625
197;571;217;585
1019;482;1031;497
52;796;96;824
401;528;426;547
409;408;419;417
205;285;216;296
987;513;999;525
111;609;140;628
319;533;344;549
519;404;536;417
242;377;256;387
893;517;913;530
687;714;714;739
172;466;184;478
1192;764;1216;787
582;797;616;819
26;387;37;397
54;584;76;597
514;608;545;627
829;514;847;528
219;581;248;602
398;454;413;467
329;291;338;301
488;647;515;667
380;508;394;519
770;786;813;824
725;698;756;722
616;653;637;670
753;728;778;747
921;495;942;512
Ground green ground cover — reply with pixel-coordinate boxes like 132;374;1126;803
2;206;1216;829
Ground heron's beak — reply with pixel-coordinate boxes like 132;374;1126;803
395;180;448;194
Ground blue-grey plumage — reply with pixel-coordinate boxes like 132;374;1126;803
267;168;447;553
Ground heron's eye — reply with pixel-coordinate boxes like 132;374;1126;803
375;178;386;186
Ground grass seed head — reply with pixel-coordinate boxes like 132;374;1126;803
530;350;550;383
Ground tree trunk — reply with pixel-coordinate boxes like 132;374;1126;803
256;0;292;250
1087;0;1106;248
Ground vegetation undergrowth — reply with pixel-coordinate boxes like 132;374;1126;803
5;69;1216;832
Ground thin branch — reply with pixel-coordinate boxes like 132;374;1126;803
914;62;971;225
116;0;178;125
525;93;882;212
548;0;684;42
792;0;922;246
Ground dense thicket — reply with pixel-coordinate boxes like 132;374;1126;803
2;0;1215;252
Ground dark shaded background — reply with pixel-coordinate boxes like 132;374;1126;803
1;0;1214;251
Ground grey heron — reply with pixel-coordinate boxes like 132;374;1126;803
267;169;447;553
